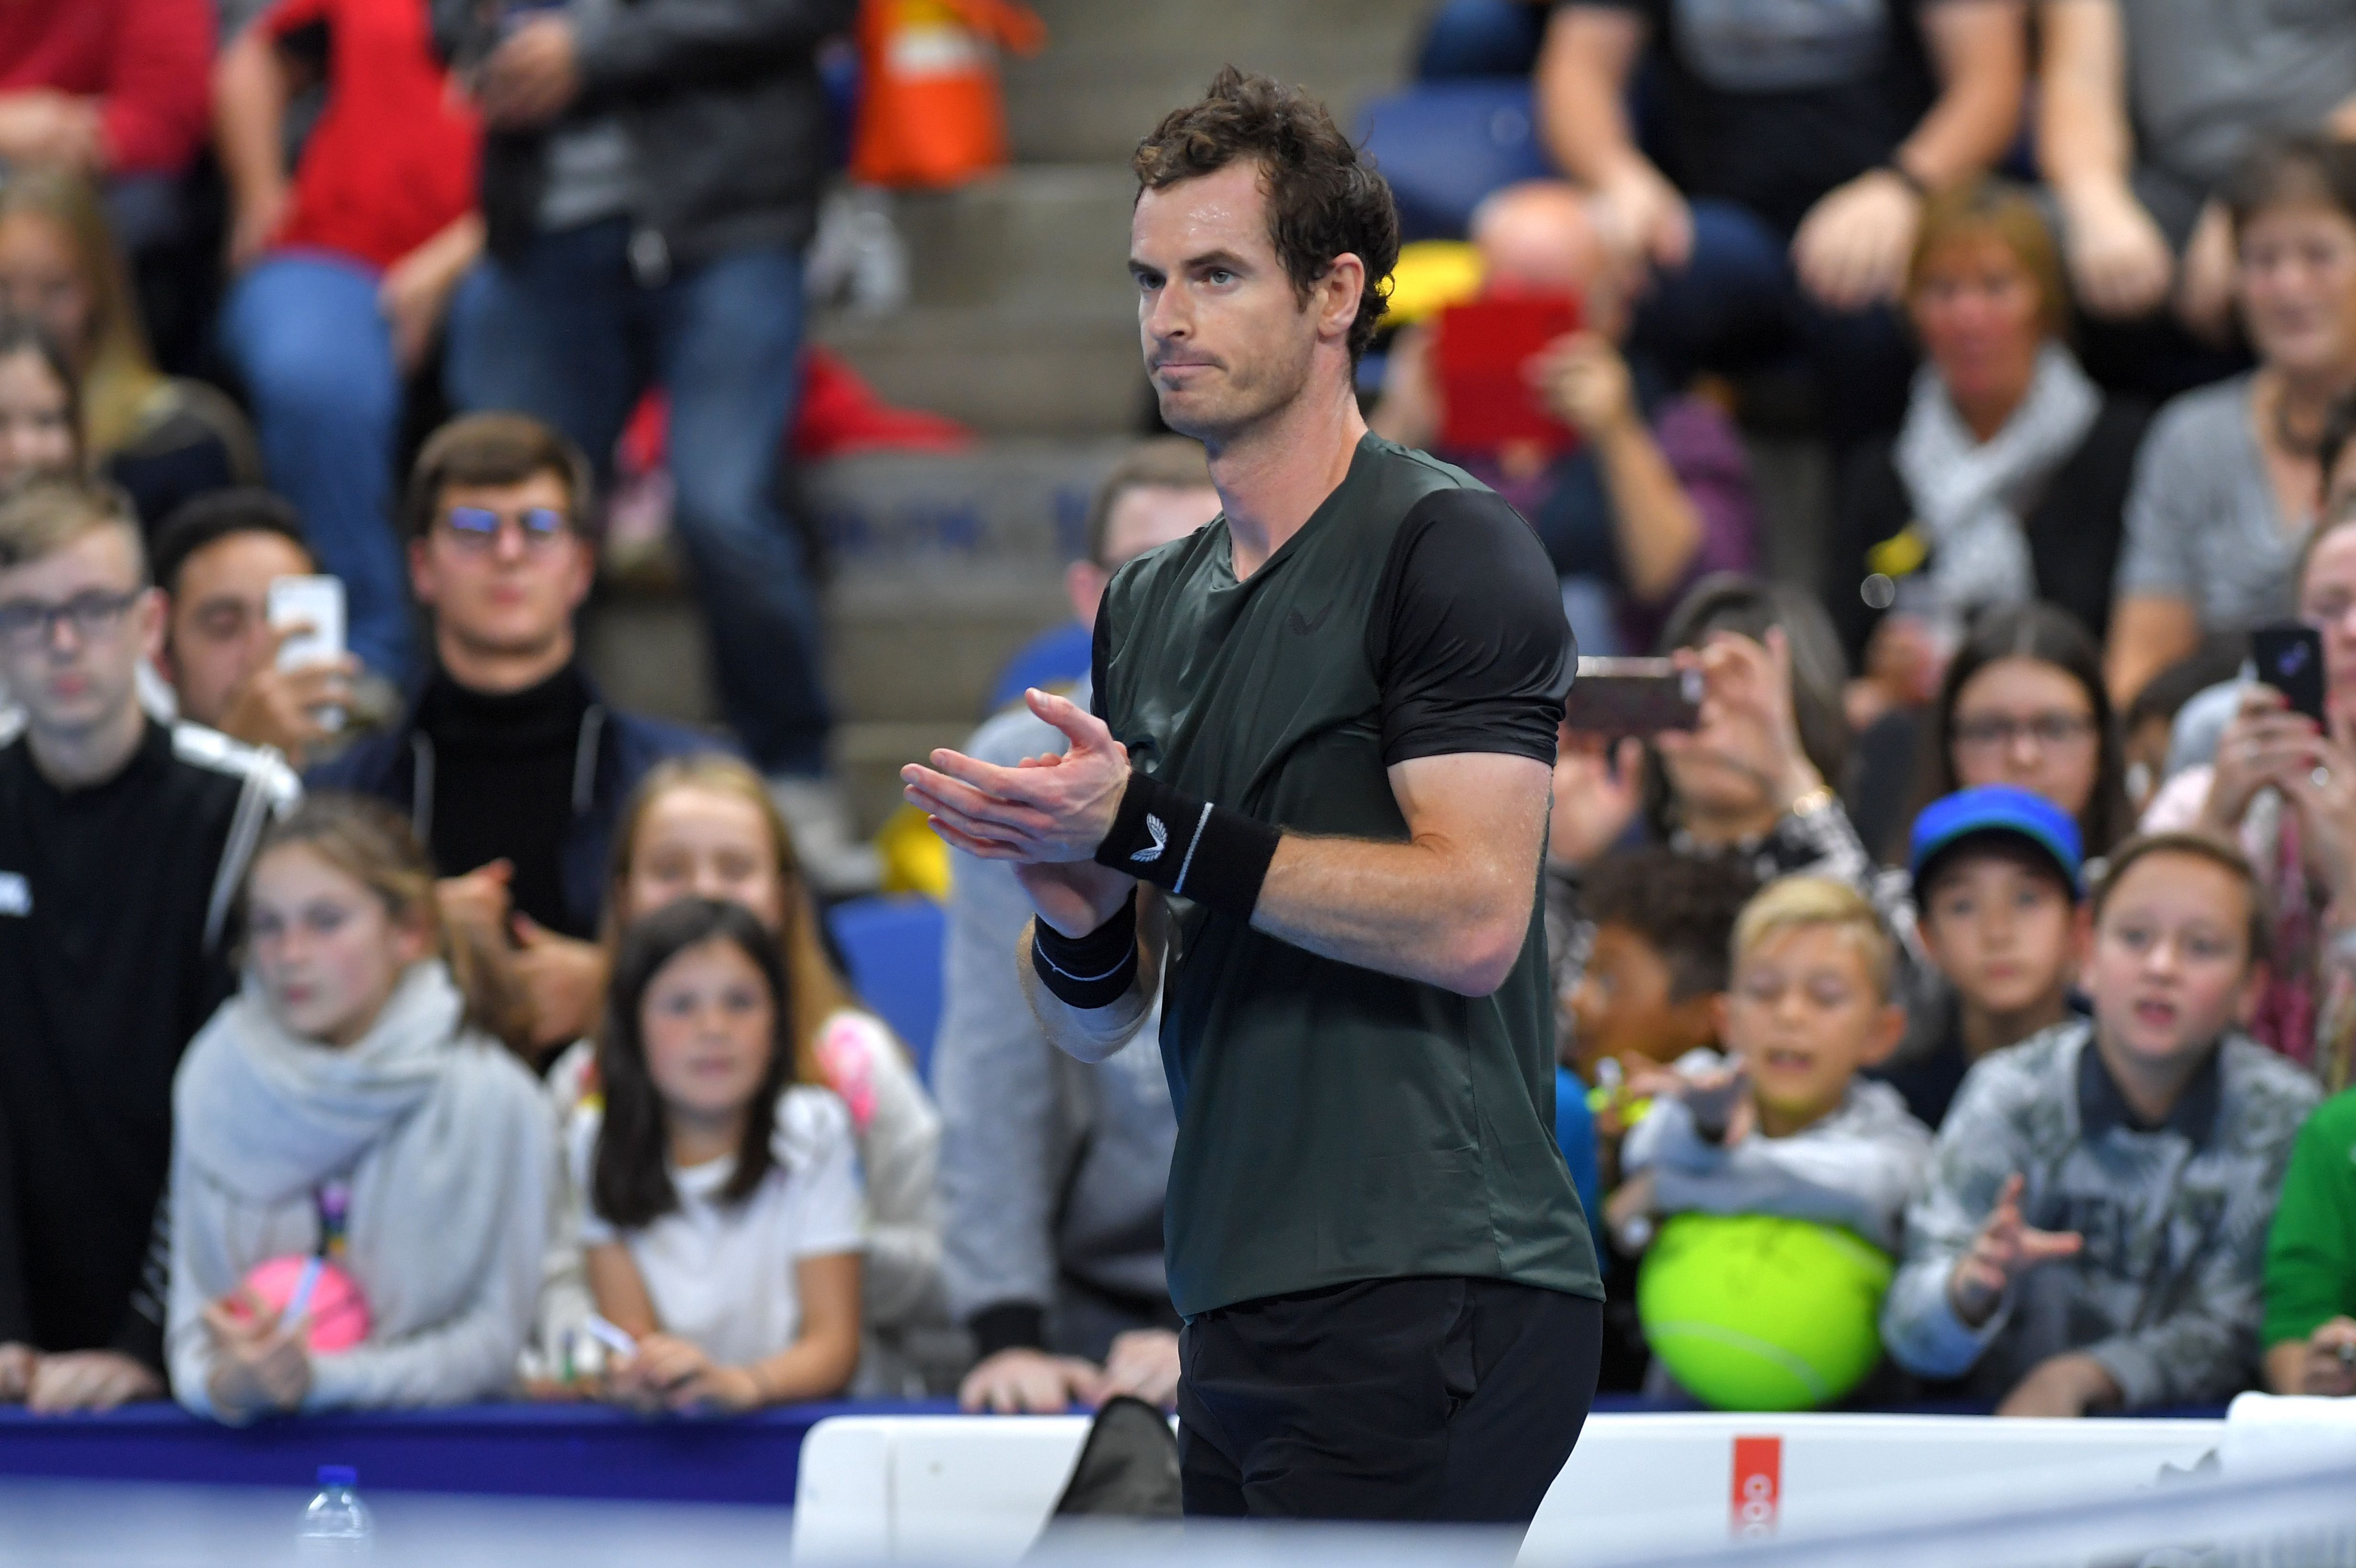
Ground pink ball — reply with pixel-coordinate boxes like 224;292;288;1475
237;1255;371;1353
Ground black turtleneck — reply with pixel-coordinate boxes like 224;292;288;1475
413;662;593;937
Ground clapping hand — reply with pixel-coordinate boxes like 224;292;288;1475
1949;1173;2083;1329
904;688;1137;937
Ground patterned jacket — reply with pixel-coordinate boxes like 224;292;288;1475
1883;1020;2319;1407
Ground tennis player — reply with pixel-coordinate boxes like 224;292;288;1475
902;68;1602;1524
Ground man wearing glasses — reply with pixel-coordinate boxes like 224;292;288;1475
0;479;298;1414
309;413;712;1059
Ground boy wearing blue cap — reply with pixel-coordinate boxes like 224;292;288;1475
1890;787;2087;1128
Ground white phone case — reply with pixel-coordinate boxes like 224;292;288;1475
265;575;348;733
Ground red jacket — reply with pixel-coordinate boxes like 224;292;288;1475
0;0;215;178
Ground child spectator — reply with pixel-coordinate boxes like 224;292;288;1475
150;489;363;766
1570;849;1755;1080
2263;1085;2356;1396
0;479;295;1414
166;795;546;1422
1892;786;2083;1128
572;898;862;1413
1884;833;2320;1415
214;0;483;687
542;755;949;1395
0;316;81;488
1611;877;1928;1261
1890;603;2136;866
0;168;258;527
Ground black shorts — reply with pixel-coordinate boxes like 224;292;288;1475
1176;1275;1603;1524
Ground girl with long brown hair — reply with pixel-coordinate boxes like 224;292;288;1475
542;755;951;1394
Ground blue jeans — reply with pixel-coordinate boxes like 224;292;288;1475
444;223;828;775
218;252;415;681
1630;198;1913;453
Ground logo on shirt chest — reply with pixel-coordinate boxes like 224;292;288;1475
1287;603;1333;636
0;872;27;916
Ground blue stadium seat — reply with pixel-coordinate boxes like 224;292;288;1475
826;894;947;1085
1356;81;1554;242
987;620;1093;715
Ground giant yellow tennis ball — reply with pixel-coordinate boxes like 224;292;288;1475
1637;1214;1895;1411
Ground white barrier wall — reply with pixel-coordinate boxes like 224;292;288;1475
789;1411;2227;1564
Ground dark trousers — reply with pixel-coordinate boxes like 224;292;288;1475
1176;1276;1603;1524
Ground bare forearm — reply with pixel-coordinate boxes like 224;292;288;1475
212;30;289;212
1592;418;1703;602
1254;833;1540;998
1536;10;1648;184
1016;921;1159;1064
745;1328;859;1405
2036;0;2133;191
1899;2;2028;187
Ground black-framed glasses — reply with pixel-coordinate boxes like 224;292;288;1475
1953;712;2098;751
0;588;138;651
440;505;571;551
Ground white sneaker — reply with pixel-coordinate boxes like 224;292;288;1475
768;773;884;897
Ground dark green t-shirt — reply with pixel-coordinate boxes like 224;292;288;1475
1092;434;1603;1317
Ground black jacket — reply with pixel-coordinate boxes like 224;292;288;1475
433;0;856;270
1826;396;2153;663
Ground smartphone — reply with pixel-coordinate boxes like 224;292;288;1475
2251;621;2328;724
1563;656;1702;735
266;575;347;734
267;575;345;671
1433;292;1583;456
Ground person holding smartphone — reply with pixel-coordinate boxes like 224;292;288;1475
150;490;365;768
2140;503;2356;1085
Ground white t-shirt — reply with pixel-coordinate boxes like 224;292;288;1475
571;1086;866;1368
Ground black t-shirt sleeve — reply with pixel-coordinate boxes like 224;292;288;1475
1365;488;1574;768
1089;599;1112;723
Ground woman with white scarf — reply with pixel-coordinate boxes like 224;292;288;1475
167;795;548;1423
1829;180;2153;711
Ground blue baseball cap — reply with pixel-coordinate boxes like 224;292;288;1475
1909;784;2084;898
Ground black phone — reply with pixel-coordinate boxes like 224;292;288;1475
1563;657;1702;735
2251;622;2328;724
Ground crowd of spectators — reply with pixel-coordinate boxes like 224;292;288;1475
0;0;2354;1436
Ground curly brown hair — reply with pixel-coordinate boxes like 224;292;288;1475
1132;66;1399;363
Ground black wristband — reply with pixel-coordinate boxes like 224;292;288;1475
1882;160;1929;199
1031;891;1140;1010
1092;769;1280;922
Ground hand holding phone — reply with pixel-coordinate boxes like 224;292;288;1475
265;575;348;736
2251;622;2328;724
1563;656;1702;736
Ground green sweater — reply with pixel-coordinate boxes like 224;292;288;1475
2263;1088;2356;1348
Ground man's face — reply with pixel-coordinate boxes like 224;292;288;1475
1129;161;1357;442
162;530;315;728
409;472;591;672
1065;482;1222;627
0;525;159;743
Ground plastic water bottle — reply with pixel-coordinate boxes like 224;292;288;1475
298;1465;373;1554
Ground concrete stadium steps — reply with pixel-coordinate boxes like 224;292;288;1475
580;439;1130;830
812;166;1145;438
1002;0;1436;164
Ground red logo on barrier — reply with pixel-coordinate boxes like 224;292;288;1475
1730;1435;1781;1538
